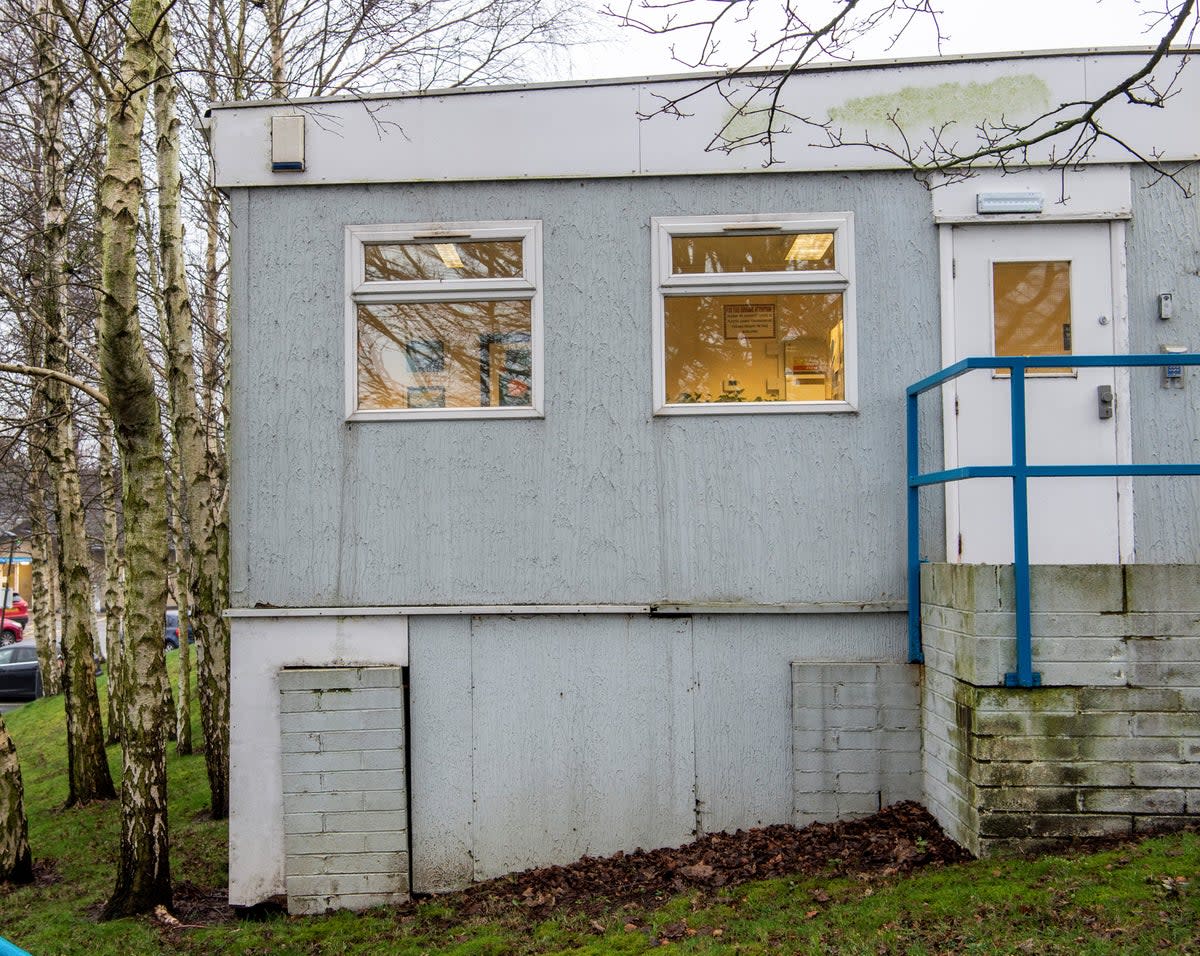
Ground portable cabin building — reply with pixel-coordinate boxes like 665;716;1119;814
209;48;1200;913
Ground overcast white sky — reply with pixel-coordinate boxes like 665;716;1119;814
560;1;1167;82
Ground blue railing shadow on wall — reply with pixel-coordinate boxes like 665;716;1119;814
906;353;1200;688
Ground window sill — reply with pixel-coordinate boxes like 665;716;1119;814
347;406;544;423
654;400;858;416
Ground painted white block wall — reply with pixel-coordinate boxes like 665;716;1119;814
228;616;408;906
792;663;923;824
279;666;409;914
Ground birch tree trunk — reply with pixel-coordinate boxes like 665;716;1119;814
100;414;125;745
263;0;287;97
46;538;60;689
26;368;59;698
169;506;193;755
141;200;178;752
0;717;32;885
36;0;115;806
153;13;230;816
98;0;173;918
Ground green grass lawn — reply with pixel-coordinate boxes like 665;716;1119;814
1;658;1199;955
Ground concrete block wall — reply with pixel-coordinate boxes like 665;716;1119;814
279;666;409;914
792;663;923;825
921;564;1200;856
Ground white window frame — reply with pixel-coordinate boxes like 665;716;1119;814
345;220;544;421
651;212;857;416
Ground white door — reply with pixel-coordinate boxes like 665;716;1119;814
947;222;1127;564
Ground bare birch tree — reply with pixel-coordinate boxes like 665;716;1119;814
34;0;115;805
228;0;581;98
0;716;32;885
96;0;173;917
151;14;225;802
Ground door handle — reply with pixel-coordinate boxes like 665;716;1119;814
1097;384;1114;420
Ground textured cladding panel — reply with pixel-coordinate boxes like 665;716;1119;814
1126;166;1200;562
407;616;475;894
406;612;907;890
466;614;696;880
228;188;251;601
233;173;943;608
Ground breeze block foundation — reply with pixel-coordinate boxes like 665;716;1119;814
920;563;1200;857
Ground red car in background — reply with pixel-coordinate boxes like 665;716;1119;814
0;619;24;645
1;591;28;628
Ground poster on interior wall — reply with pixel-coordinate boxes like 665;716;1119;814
723;304;776;339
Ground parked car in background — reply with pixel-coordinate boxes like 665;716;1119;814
1;590;28;627
0;619;23;646
164;609;196;649
0;642;41;700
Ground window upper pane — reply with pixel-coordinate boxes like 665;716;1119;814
357;301;533;411
670;232;836;275
664;293;845;404
364;239;524;282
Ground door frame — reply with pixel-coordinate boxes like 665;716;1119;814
938;219;1135;564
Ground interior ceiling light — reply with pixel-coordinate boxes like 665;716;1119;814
785;232;834;261
434;243;465;269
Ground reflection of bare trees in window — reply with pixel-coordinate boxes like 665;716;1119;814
357;238;532;411
364;239;523;282
358;299;531;410
993;261;1071;358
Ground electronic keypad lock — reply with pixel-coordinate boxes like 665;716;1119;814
1097;384;1114;420
1162;344;1187;389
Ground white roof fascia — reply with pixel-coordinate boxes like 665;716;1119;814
210;50;1200;189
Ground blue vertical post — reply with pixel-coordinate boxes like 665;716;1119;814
906;389;923;663
1006;363;1038;687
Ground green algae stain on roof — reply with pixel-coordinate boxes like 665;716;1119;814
717;102;773;148
830;75;1051;129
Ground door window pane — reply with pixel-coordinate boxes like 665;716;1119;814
357;300;532;410
993;260;1072;373
670;232;836;275
664;293;844;403
364;239;524;282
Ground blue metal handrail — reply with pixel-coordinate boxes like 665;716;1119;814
907;353;1200;688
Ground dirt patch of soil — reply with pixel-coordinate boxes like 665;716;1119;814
31;859;60;887
170;881;241;926
458;801;970;919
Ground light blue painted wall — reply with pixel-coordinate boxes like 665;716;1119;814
228;172;944;608
1126;166;1200;561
